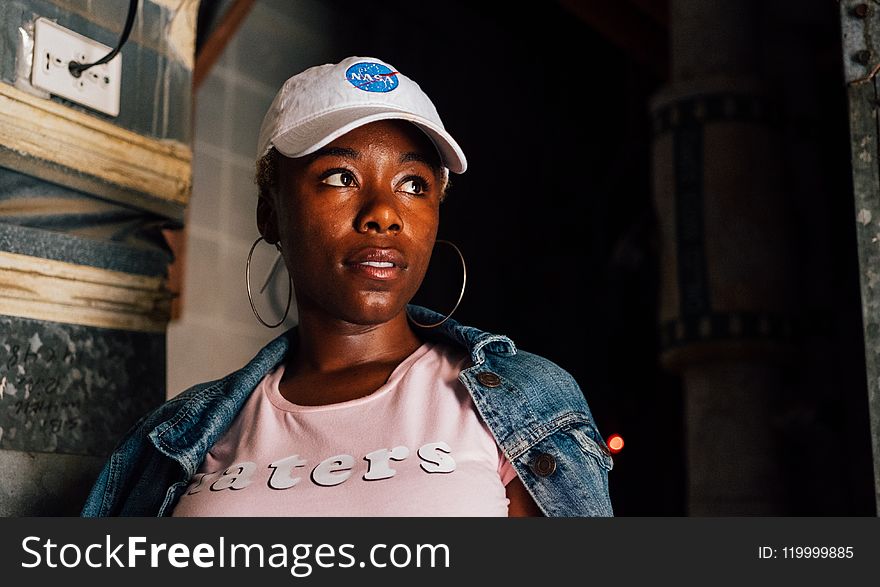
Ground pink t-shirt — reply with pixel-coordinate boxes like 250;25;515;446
171;340;518;517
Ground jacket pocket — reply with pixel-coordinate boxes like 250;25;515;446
565;422;614;471
515;417;615;516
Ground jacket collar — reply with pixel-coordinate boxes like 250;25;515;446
148;304;516;476
405;304;517;364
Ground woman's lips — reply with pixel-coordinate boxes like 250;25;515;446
343;247;407;281
346;261;402;280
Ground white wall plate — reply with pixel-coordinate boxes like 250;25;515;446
31;17;122;117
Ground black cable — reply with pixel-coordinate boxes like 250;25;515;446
68;0;139;78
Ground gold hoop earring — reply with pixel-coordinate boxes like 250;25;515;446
246;236;292;328
407;239;466;329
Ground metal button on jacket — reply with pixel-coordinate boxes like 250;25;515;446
477;371;502;387
532;453;557;477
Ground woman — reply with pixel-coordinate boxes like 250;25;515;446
81;56;614;517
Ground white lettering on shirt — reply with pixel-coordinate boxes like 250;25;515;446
363;445;410;481
267;454;307;490
418;441;456;474
186;472;217;495
210;462;257;491
311;454;355;486
192;441;458;493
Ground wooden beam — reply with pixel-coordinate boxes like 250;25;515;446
0;83;192;216
193;0;256;89
0;250;170;333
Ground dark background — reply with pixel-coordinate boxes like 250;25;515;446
197;0;875;515
339;1;871;516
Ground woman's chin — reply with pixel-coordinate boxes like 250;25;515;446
337;293;409;325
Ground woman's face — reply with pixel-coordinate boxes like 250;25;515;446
260;119;444;325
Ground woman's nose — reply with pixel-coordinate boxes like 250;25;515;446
354;188;403;234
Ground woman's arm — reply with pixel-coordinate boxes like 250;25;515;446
506;476;543;517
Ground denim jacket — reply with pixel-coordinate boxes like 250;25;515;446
81;304;614;517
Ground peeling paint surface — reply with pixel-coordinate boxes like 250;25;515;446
0;315;164;456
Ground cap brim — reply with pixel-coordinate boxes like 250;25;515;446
269;107;467;174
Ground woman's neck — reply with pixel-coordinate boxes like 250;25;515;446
286;307;423;376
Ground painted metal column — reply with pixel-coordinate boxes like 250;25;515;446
0;0;198;515
840;0;880;515
650;0;797;514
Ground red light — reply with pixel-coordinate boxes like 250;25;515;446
607;434;624;454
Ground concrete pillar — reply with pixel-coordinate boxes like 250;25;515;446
0;0;198;515
651;0;797;514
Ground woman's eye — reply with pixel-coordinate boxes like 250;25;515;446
399;179;426;195
322;171;356;187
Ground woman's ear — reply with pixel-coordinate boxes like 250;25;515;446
256;195;280;244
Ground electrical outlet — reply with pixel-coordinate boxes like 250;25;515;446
31;17;122;117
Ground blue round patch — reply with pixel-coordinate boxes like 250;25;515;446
345;62;399;93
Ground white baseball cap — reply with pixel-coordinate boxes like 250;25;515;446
256;56;467;174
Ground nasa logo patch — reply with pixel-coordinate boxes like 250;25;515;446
345;62;399;93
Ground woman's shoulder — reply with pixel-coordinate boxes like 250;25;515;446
150;328;293;429
121;357;262;450
117;373;232;440
486;347;593;411
502;346;578;381
422;310;588;404
444;332;614;476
